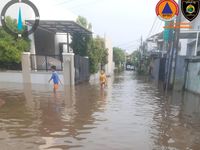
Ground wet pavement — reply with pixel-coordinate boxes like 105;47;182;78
0;71;200;150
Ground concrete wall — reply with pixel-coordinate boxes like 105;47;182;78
179;39;188;56
31;72;64;85
174;56;186;91
151;58;160;81
185;60;200;94
0;71;23;83
0;71;64;85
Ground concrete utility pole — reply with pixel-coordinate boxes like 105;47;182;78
164;24;174;91
165;0;181;91
171;0;181;88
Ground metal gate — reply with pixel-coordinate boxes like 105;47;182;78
74;55;90;84
30;54;63;71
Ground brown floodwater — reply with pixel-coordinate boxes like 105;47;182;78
0;71;200;150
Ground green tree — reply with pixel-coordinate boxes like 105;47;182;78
76;16;92;30
71;16;108;74
131;50;150;74
113;47;125;67
70;16;92;56
0;16;30;64
88;36;108;74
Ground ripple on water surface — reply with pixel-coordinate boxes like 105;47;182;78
0;72;199;150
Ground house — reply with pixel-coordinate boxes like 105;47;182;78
178;7;200;56
0;0;115;85
144;32;164;58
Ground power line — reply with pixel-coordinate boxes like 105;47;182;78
147;16;157;38
151;19;159;36
153;19;163;35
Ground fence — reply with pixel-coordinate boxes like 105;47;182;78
30;54;63;71
74;55;90;84
0;61;22;71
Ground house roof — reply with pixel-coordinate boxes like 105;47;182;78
26;20;92;35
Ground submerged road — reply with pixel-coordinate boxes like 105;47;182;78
0;71;200;150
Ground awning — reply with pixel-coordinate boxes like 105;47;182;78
148;30;200;41
26;20;92;35
179;30;200;39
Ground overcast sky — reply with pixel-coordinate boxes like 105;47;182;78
0;0;165;53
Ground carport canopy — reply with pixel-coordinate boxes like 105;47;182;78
26;20;92;35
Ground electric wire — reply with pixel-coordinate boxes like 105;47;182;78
147;17;158;38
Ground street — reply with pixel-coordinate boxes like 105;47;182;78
0;71;200;150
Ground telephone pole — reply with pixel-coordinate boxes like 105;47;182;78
165;0;181;91
171;0;181;88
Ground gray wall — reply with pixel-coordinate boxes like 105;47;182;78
186;60;200;94
152;58;160;81
34;28;55;55
0;71;64;85
174;56;186;91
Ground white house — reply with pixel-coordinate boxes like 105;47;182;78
179;11;200;56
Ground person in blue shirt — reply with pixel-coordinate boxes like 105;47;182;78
49;65;62;92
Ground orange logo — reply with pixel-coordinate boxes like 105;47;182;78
156;0;179;21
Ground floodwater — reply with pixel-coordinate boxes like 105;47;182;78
0;72;200;150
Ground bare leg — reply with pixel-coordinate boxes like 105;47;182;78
100;83;105;89
53;88;56;93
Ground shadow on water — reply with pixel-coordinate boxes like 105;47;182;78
0;83;108;150
151;91;200;150
0;71;199;150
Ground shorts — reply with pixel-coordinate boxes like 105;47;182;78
100;82;106;85
54;84;59;90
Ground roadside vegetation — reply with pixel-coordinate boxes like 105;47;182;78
113;47;125;71
130;50;150;75
71;16;108;74
0;16;30;70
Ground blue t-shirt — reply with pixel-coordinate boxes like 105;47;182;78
51;71;60;84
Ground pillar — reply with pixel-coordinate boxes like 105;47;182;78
28;25;36;54
22;52;31;83
28;26;37;70
62;53;75;85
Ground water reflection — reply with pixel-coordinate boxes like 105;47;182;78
152;91;200;150
0;72;199;150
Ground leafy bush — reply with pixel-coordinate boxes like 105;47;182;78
0;16;30;64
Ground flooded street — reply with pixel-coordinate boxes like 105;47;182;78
0;72;200;150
